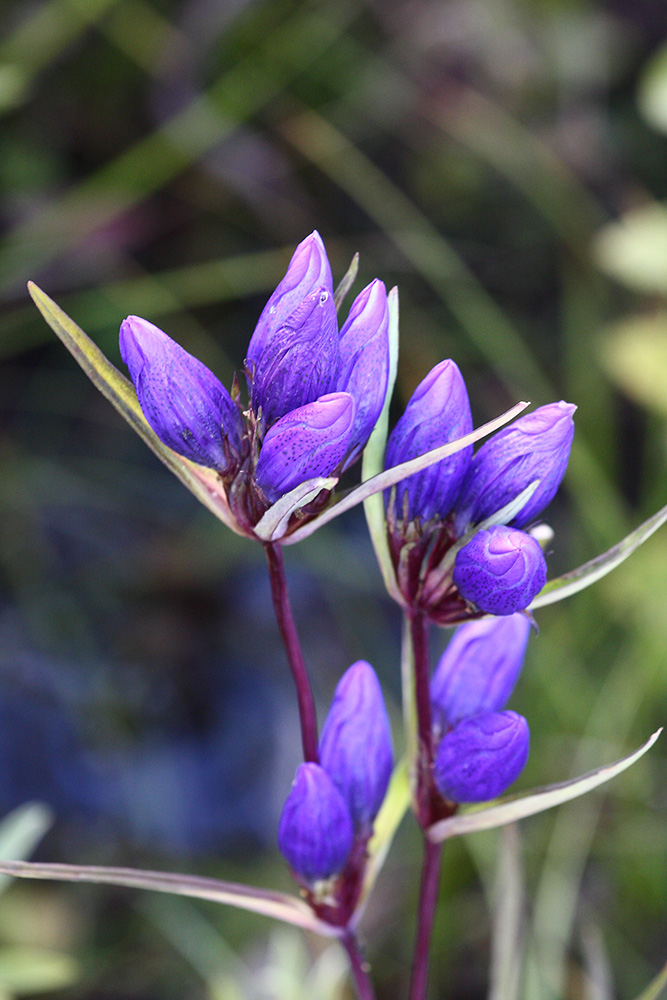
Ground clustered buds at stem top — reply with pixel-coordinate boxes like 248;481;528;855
278;662;393;910
384;362;574;622
430;615;531;804
119;232;390;540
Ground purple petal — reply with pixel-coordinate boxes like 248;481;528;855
337;280;390;470
255;392;355;503
384;360;473;521
247;232;333;366
455;401;576;532
453;526;547;616
434;710;530;803
278;763;354;882
119;316;242;471
249;287;339;428
430;614;531;730
319;661;393;830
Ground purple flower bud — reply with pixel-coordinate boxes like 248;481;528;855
119;316;242;472
434;710;530;803
247;232;333;364
319;661;393;830
430;614;531;731
453;526;547;616
384;360;473;522
336;280;390;470
278;763;354;882
255;392;355;503
455;402;576;532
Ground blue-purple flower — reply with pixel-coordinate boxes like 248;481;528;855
278;661;393;886
383;363;574;623
119;232;390;538
431;615;531;803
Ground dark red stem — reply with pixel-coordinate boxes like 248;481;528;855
264;542;318;762
408;837;443;1000
343;930;377;1000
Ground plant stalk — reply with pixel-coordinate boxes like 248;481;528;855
264;541;318;762
343;930;378;1000
409;837;443;1000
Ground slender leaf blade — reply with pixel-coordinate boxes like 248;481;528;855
632;962;667;1000
428;729;662;843
355;756;410;922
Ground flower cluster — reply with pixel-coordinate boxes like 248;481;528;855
430;614;531;802
120;232;390;538
277;662;393;924
384;360;575;622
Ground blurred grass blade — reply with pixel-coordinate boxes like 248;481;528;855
632;962;667;1000
0;947;79;994
428;729;661;843
355;756;410;922
0;861;338;937
285;400;529;545
334;253;359;311
488;825;525;1000
28;283;244;536
0;802;53;896
361;285;402;602
531;502;667;609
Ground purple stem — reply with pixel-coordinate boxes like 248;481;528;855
408;838;443;1000
264;542;319;763
343;930;378;1000
410;610;434;768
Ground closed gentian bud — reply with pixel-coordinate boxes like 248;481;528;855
278;763;354;882
434;710;530;803
247;232;333;363
120;316;242;471
336;280;390;470
319;661;393;831
453;526;547;615
384;360;473;522
430;614;531;731
455;401;575;532
255;392;355;503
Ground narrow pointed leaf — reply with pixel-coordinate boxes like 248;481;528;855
284;398;530;545
334;253;359;311
28;283;244;536
488;825;525;1000
361;285;403;601
632;962;667;1000
530;501;667;609
427;729;661;842
354;756;410;923
254;476;339;541
0;803;53;896
0;861;339;937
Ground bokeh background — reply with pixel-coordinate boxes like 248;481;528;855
0;0;666;997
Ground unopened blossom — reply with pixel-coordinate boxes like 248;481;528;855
434;710;530;803
278;763;354;882
453;526;547;616
119;232;390;539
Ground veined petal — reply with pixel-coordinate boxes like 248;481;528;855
337;280;390;470
119;316;242;472
453;526;547;616
434;710;530;803
430;614;531;730
319;661;393;831
255;392;355;503
384;360;473;521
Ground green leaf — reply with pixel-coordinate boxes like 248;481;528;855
355;756;410;922
632;962;667;1000
28;283;244;537
531;501;667;609
638;41;667;135
428;729;662;843
593;203;667;295
285;399;530;546
488;825;525;1000
0;803;53;896
0;860;339;938
0;948;79;994
598;313;667;418
254;477;340;541
334;253;359;312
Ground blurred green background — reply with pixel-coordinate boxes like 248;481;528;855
0;0;666;997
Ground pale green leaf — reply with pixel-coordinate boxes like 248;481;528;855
593;203;667;295
0;947;79;993
28;283;244;536
0;803;53;895
531;502;667;609
334;253;359;311
638;42;667;134
598;313;667;418
488;825;525;1000
355;756;410;922
0;861;338;937
254;477;339;541
428;729;661;843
